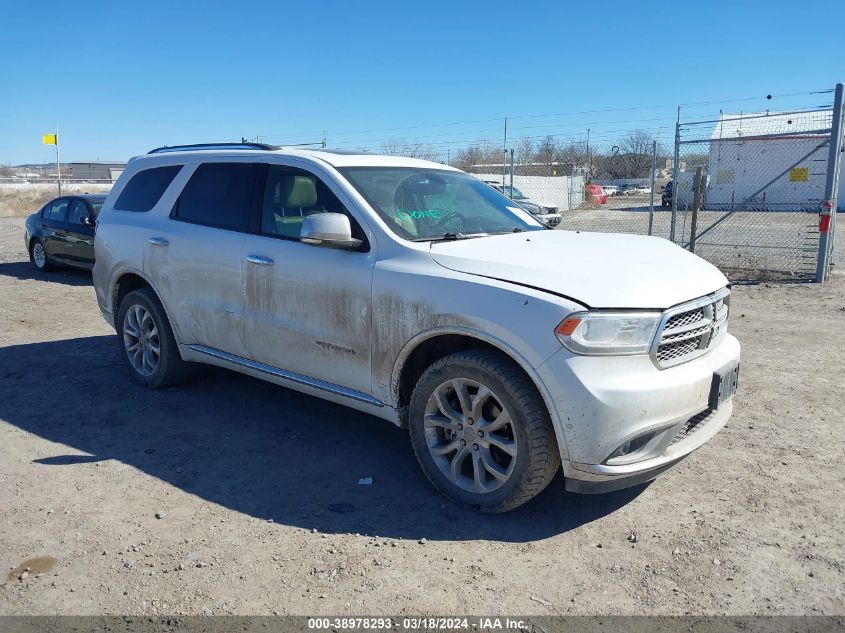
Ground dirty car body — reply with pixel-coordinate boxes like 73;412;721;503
93;145;740;512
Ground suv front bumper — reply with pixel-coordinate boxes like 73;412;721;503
536;333;740;492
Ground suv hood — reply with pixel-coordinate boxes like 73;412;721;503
429;230;728;309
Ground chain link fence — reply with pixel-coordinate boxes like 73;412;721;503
668;105;841;281
390;87;843;283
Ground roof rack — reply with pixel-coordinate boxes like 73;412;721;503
148;142;280;154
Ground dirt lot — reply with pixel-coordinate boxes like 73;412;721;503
0;214;843;616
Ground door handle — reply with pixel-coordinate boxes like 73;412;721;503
147;237;169;246
246;255;274;266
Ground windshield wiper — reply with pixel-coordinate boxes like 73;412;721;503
411;232;472;242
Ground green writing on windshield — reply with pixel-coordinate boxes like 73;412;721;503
396;208;442;220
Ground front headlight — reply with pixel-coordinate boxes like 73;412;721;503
555;311;661;355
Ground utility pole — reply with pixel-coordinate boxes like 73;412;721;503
55;125;62;196
648;138;657;235
670;106;681;242
509;148;515;194
502;116;508;187
322;130;327;148
586;128;591;179
816;82;844;283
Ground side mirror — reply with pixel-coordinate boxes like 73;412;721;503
300;213;362;250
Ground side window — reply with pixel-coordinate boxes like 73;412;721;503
68;200;89;225
47;198;70;222
172;163;259;231
40;202;53;218
260;166;366;245
114;165;182;212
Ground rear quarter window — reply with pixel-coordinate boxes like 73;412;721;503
114;165;183;212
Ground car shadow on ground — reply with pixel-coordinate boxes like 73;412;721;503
0;261;92;286
0;335;646;542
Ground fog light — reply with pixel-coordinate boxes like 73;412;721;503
605;431;656;463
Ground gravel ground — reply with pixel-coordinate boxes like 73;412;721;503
0;215;843;616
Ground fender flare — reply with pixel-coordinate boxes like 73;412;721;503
109;266;185;345
389;325;570;462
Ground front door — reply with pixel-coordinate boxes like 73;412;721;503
64;198;96;267
241;164;375;395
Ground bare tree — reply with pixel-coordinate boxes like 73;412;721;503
536;136;558;176
452;140;502;173
513;137;534;168
381;138;440;161
597;130;665;179
557;140;589;176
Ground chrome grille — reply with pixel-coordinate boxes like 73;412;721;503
664;309;705;331
652;289;730;369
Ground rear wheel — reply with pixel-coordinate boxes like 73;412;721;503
116;288;190;388
30;239;53;271
408;349;560;513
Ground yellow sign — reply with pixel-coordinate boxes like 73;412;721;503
42;134;57;145
789;167;809;182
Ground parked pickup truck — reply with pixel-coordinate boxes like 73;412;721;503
93;143;740;513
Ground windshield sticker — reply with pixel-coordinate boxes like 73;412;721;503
396;208;442;220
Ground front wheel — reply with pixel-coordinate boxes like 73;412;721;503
408;349;560;513
116;288;190;389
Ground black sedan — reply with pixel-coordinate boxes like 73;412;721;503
24;194;105;271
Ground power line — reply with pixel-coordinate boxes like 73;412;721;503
255;88;827;145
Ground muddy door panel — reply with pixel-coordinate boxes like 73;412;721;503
242;235;374;395
143;221;247;356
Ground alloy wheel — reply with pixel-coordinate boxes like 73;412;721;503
424;378;518;493
33;242;46;269
123;304;160;377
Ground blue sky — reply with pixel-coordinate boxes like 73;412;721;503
2;0;843;164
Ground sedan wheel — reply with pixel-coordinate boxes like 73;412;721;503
31;240;50;270
122;304;160;376
424;377;517;494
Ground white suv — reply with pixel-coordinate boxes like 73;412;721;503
93;143;740;513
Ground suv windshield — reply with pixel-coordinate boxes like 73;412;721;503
340;167;544;241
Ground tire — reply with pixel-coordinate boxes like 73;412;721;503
116;288;190;389
408;349;560;513
30;239;53;271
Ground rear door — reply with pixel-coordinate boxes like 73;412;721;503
145;162;261;358
41;197;71;260
64;198;96;267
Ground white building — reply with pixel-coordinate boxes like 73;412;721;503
696;110;844;211
471;173;586;211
